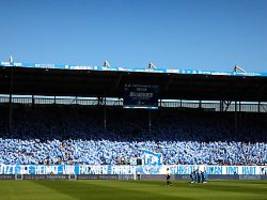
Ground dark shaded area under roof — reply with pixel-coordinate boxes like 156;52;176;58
0;66;267;101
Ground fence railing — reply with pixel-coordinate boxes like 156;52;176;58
0;95;266;113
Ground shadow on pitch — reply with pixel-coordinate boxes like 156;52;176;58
34;180;194;200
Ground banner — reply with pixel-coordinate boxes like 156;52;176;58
142;150;162;166
0;164;266;175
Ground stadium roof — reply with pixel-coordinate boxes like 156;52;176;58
1;61;267;77
1;61;267;101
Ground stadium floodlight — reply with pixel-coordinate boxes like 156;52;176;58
233;65;247;73
9;56;14;65
103;60;111;68
148;62;156;69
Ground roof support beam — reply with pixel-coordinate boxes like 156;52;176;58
110;74;123;95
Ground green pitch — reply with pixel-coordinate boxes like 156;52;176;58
0;180;266;200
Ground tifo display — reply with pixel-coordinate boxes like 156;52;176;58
0;105;266;169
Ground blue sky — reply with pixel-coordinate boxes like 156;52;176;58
0;0;266;72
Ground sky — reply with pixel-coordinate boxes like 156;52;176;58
0;0;266;72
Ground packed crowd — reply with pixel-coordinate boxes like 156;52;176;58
0;105;266;165
0;139;266;165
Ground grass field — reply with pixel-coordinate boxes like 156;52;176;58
0;180;266;200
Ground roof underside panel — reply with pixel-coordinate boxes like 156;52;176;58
0;67;267;101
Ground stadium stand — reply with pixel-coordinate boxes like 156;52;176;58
0;61;267;169
0;104;266;166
